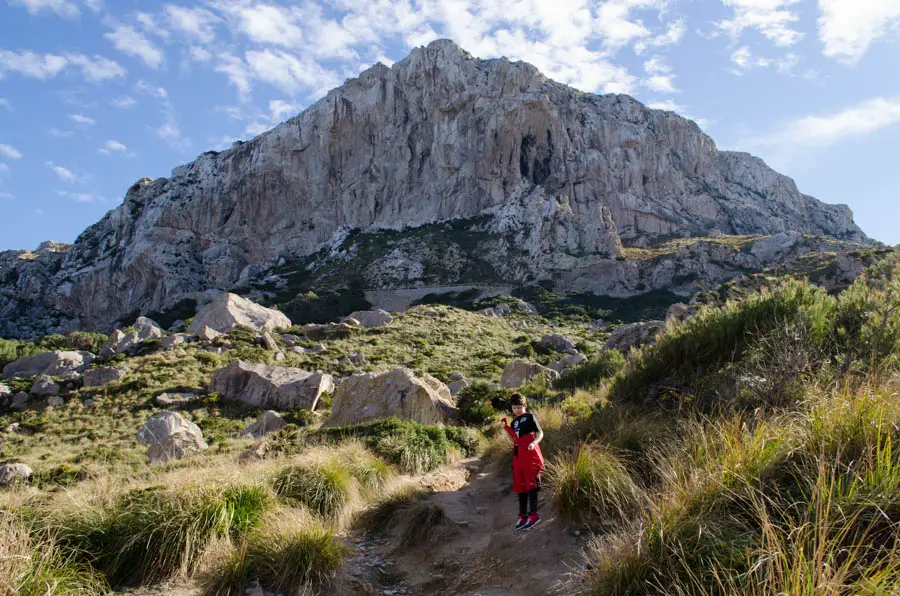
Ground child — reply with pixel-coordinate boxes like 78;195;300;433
501;393;545;530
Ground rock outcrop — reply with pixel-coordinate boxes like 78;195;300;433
500;361;560;388
3;351;93;380
326;368;456;427
345;310;393;328
136;412;207;465
606;321;665;352
0;462;32;487
0;41;866;338
188;293;291;336
83;366;128;387
209;361;333;410
241;410;287;439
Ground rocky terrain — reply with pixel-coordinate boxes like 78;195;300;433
0;39;869;340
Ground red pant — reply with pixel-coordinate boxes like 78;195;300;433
504;427;545;493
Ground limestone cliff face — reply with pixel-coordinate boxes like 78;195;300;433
0;40;865;338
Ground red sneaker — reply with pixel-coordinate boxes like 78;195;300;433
514;514;527;529
522;513;541;530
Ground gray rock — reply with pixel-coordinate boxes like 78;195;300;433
666;303;691;323
448;378;471;396
540;334;578;355
46;395;65;407
348;352;366;364
553;353;587;373
11;392;29;409
346;310;393;328
326;368;456;427
606;321;665;352
0;383;10;398
30;374;60;396
136;411;207;465
302;323;354;341
100;319;164;356
500;361;560;388
262;332;279;351
449;372;465;381
188;293;291;337
160;333;191;350
279;334;302;347
3;351;93;380
241;410;287;439
155;392;198;407
209;361;334;410
83;366;127;387
0;463;32;487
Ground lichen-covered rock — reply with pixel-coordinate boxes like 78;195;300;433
500;361;560;388
241;410;287;439
345;310;393;328
46;395;64;407
3;350;92;380
552;353;587;373
0;462;32;487
100;318;164;356
301;323;354;341
209;361;333;410
136;412;207;465
83;366;127;387
326;368;456;427
155;392;198;407
30;374;60;397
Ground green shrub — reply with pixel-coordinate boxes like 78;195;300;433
36;332;108;354
558;349;626;390
272;462;352;517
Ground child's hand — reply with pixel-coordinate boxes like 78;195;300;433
527;443;535;451
500;417;508;426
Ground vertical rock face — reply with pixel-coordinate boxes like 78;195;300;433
0;40;865;338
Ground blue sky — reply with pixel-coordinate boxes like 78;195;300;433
0;0;898;251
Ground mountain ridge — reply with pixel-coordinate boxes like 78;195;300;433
0;39;868;338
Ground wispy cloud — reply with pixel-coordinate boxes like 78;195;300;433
818;0;900;63
105;25;164;69
717;0;803;47
0;50;125;82
47;161;79;183
110;95;137;109
165;5;219;43
0;98;10;110
643;55;678;93
8;0;80;19
68;113;96;125
99;139;128;154
136;81;190;150
0;144;23;159
57;190;104;203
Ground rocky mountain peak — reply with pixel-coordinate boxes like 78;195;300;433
0;40;868;339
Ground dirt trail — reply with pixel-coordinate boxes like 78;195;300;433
339;458;588;596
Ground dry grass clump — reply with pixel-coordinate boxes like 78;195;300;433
30;481;273;588
202;511;346;596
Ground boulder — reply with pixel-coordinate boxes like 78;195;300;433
348;352;366;364
83;366;128;387
448;377;471;396
326;368;456;427
237;441;269;464
160;333;191;350
209;361;334;410
3;350;93;380
590;319;608;332
449;372;465;382
301;322;355;341
279;334;303;347
136;412;208;465
0;462;32;487
552;353;587;373
606;321;665;352
46;395;64;407
500;361;560;388
187;293;291;337
666;303;691;323
155;392;198;407
345;309;393;328
540;334;578;354
11;392;29;409
262;332;279;351
30;374;60;397
100;318;164;356
241;410;287;439
196;326;224;341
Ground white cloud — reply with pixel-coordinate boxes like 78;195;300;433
759;97;900;147
136;81;190;150
105;25;164;69
717;0;803;47
48;127;74;138
83;0;102;12
0;50;124;82
99;139;127;154
68;113;96;125
0;192;13;200
57;190;104;203
218;2;304;47
8;0;80;19
110;96;137;108
0;144;23;159
165;5;219;43
219;49;342;98
594;0;666;50
635;18;687;53
0;98;10;110
269;99;300;122
818;0;900;63
48;162;78;183
642;55;678;93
